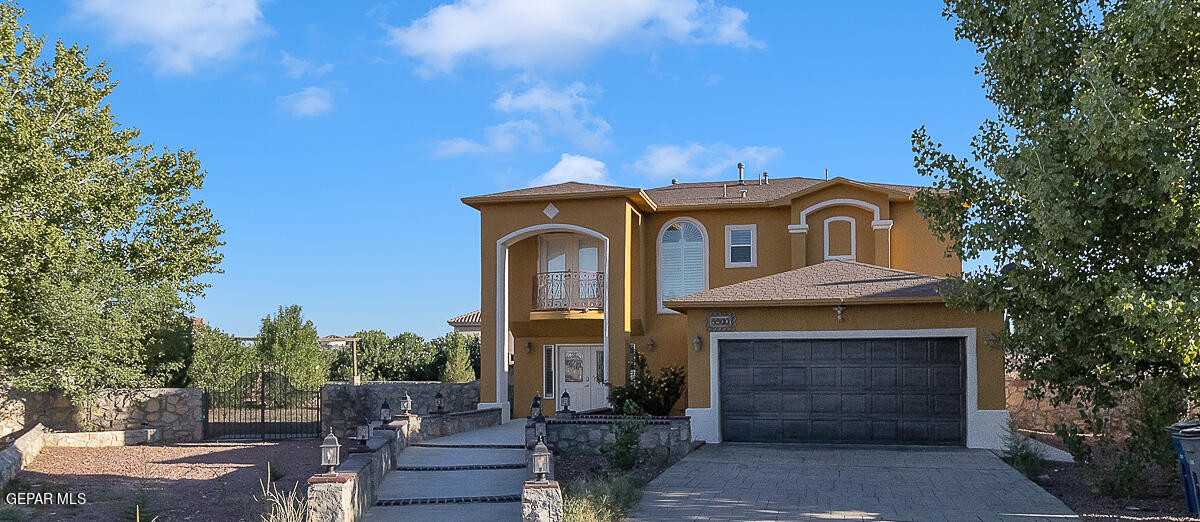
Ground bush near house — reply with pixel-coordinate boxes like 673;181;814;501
606;353;686;416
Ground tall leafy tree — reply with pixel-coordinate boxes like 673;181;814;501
187;323;257;391
0;2;224;399
914;0;1199;491
256;305;329;391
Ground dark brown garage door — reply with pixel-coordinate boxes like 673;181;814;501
719;337;966;444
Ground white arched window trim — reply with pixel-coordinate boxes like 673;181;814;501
823;216;856;261
657;217;709;314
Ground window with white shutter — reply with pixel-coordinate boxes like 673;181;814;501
543;345;555;398
658;219;708;313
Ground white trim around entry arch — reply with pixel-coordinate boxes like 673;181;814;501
683;328;1009;449
483;223;610;423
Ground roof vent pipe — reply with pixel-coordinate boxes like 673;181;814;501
671;178;678;185
723;184;728;198
763;171;769;184
737;162;745;185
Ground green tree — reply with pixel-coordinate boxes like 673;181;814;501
256;305;329;391
394;332;438;381
913;0;1200;494
187;323;257;390
0;2;224;399
437;332;476;383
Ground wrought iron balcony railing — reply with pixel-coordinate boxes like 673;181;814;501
534;270;604;311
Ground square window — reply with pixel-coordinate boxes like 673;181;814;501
725;224;757;268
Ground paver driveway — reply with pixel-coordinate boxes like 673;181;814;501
629;444;1077;522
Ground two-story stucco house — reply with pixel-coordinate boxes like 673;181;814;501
462;171;1008;449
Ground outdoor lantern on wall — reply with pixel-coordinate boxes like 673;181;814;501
833;305;847;322
526;341;533;353
531;435;551;482
320;428;341;474
559;391;571;413
434;391;445;413
400;391;412;415
647;338;656;351
380;400;391;422
531;395;542;418
693;335;703;352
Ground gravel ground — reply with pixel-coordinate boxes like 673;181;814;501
10;439;324;521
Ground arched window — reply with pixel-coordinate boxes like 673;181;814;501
659;218;707;312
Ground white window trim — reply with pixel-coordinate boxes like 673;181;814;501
823;216;856;261
656;217;709;315
724;224;757;268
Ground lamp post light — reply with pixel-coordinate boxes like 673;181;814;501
434;391;445;413
531;395;542;418
355;422;370;445
559;391;572;414
531;395;547;439
400;391;412;416
531;435;551;483
320;428;341;475
380;400;391;422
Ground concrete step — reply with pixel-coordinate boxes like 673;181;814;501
377;467;527;499
395;446;526;467
396;463;526;471
363;501;523;521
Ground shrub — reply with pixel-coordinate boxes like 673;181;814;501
1055;377;1188;497
1000;420;1046;479
606;352;685;416
599;401;648;471
562;473;647;522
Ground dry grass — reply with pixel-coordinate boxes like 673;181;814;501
255;463;307;522
562;473;647;522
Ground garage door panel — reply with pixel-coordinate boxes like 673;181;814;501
811;368;838;387
720;338;965;445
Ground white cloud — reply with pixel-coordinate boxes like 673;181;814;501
630;142;781;180
277;87;333;117
387;0;762;74
72;0;270;74
493;81;610;150
280;51;333;79
434;120;539;156
528;153;614;186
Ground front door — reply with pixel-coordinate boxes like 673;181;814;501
558;344;607;412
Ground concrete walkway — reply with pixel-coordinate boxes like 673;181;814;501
363;420;526;522
629;444;1078;522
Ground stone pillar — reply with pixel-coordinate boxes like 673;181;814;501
788;225;808;269
872;220;893;268
522;481;563;522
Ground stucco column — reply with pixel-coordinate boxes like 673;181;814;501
788;225;808;269
872;220;893;268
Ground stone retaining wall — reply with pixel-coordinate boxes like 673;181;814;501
0;424;161;487
305;407;502;522
321;381;480;438
526;414;692;466
2;388;204;442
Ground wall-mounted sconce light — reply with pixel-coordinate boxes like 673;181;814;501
647;339;656;351
693;336;702;352
525;341;532;353
833;305;846;322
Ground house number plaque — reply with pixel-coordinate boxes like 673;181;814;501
706;312;736;332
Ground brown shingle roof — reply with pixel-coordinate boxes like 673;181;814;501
664;260;948;308
463;177;935;211
447;309;482;327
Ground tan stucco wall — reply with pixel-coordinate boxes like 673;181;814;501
477;183;972;415
682;304;1006;411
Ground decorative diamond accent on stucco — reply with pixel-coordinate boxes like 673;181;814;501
543;203;559;219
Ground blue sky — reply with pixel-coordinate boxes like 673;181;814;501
22;1;993;339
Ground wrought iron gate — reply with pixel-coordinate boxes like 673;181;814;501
204;371;321;440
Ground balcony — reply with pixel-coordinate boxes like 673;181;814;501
533;270;604;319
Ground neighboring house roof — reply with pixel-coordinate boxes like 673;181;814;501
447;309;482;328
663;260;948;308
463;176;938;211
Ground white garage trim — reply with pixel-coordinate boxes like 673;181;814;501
684;328;1008;449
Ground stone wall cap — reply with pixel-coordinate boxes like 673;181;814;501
307;472;356;484
523;480;560;489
